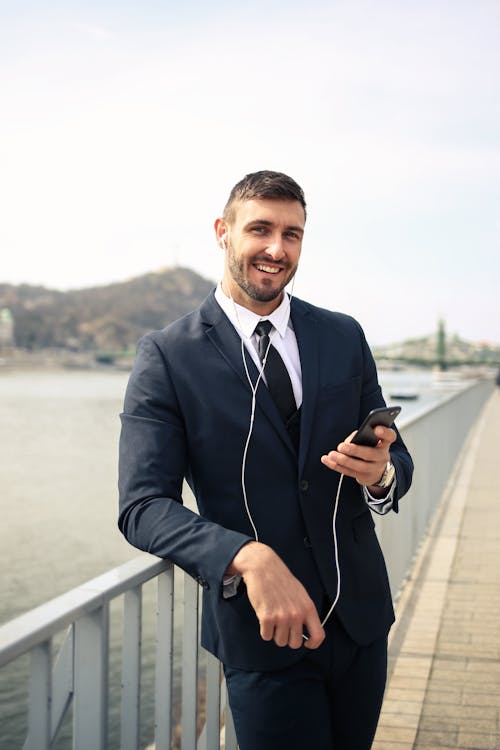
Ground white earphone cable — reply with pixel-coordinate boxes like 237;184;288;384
226;268;341;630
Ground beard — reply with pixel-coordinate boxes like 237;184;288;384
227;243;297;303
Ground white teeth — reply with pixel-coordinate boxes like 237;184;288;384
256;265;280;274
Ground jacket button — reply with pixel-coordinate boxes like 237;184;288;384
300;480;309;491
303;536;312;548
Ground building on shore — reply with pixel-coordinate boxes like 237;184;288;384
0;308;15;350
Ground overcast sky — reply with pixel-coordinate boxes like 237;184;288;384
1;0;499;345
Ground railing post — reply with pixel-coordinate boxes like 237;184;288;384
50;626;74;741
224;685;238;750
121;585;142;750
154;566;174;750
24;640;52;750
182;573;199;749
73;604;109;750
198;652;221;750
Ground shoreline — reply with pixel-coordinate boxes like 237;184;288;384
0;349;134;372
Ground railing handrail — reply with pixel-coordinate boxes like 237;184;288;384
393;376;489;430
0;555;169;668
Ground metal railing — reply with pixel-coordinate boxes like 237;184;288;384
375;377;495;598
0;377;495;749
0;557;237;750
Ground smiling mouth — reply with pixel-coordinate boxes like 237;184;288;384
255;263;282;275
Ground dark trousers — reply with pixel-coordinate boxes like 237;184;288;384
224;617;387;750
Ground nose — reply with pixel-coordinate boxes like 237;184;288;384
265;234;285;261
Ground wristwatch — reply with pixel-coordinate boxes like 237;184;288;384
375;461;395;489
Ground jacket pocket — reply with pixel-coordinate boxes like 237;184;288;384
317;375;362;404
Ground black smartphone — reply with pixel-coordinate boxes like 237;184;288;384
351;406;401;447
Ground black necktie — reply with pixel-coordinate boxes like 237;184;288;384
254;320;297;423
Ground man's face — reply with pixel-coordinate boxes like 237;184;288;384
218;198;305;315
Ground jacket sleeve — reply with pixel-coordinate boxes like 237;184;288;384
118;334;252;593
356;320;414;513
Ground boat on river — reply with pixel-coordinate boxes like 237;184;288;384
389;388;419;401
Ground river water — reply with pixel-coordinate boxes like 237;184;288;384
0;366;458;748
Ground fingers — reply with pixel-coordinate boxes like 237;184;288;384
259;602;325;650
321;448;384;485
263;619;308;650
239;544;326;651
303;610;326;650
258;610;305;648
321;426;396;485
373;425;397;446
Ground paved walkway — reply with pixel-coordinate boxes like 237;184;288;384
373;388;500;750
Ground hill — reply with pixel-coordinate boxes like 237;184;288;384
2;274;499;367
0;267;214;352
372;329;500;366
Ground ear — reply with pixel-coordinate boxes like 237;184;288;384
214;217;228;249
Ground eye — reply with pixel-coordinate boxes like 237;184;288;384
284;231;300;240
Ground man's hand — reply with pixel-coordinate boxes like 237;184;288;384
320;425;396;494
226;542;325;650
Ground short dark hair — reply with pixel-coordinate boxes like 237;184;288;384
223;170;307;223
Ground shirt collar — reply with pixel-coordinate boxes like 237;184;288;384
214;283;291;340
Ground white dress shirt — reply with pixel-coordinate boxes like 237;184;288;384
215;284;302;407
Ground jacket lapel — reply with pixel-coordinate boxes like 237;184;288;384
290;299;320;473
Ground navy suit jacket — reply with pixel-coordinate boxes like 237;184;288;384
118;292;413;671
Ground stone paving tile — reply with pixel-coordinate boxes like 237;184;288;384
423;677;466;693
470;626;500;639
462;675;500;690
438;643;499;659
440;670;498;691
457;718;499;734
420;713;498;734
424;687;464;704
437;632;472;646
381;699;423;716
466;663;500;678
457;732;500;749
373;725;417;743
377;712;421;730
417;714;459;733
389;675;428;691
431;657;468;672
414;728;458;747
385;687;429;703
427;668;468;684
462;691;500;708
421;703;498;721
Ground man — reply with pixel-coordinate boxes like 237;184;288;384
118;171;413;749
